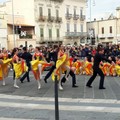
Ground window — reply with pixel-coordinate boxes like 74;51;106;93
74;8;76;16
66;23;70;32
110;26;112;33
102;27;104;34
39;7;43;16
80;8;83;17
56;29;60;38
56;9;59;18
66;7;69;14
40;28;44;37
49;29;52;38
80;24;83;32
74;23;77;32
48;8;51;17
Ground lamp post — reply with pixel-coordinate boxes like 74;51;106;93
86;0;95;45
12;0;15;47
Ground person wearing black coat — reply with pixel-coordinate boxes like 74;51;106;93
86;47;113;89
20;47;32;83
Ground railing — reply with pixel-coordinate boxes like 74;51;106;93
98;34;106;38
55;17;62;23
80;15;86;21
37;16;46;22
36;37;63;44
65;32;87;38
73;15;79;20
65;13;72;20
47;16;55;22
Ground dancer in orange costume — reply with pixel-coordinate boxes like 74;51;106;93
84;57;93;75
31;47;52;89
100;62;110;76
52;46;70;90
108;57;116;76
115;57;120;77
12;48;28;88
0;48;12;85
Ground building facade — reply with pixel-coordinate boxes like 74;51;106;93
0;0;36;49
0;6;7;49
87;7;120;45
35;0;87;46
0;0;87;49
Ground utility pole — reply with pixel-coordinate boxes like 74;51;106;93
12;0;16;47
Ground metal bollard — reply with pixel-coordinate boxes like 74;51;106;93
54;75;59;120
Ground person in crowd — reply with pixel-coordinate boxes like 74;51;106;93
86;47;114;89
12;48;28;88
19;47;32;83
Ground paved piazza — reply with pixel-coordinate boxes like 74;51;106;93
0;71;120;120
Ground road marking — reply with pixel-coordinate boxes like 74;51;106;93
0;94;119;104
0;118;32;120
0;101;120;113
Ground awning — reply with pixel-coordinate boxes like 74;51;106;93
7;23;35;27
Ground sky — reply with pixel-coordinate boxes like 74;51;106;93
0;0;120;21
86;0;120;21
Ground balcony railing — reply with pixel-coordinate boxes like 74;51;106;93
73;15;79;20
37;16;46;22
55;17;62;23
80;15;86;21
36;37;63;44
65;13;72;20
19;34;33;39
47;16;54;22
65;32;87;38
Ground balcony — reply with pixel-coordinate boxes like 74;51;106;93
37;16;46;22
73;15;79;20
98;34;106;39
65;32;87;38
65;13;72;20
80;15;86;21
47;16;54;22
36;37;63;44
107;34;114;38
55;17;62;23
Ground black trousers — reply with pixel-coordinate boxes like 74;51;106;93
86;67;105;88
61;70;76;86
44;65;56;80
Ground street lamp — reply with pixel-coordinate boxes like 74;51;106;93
12;0;16;47
86;0;95;45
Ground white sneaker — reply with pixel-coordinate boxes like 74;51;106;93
38;85;41;90
14;85;19;88
59;85;63;90
2;82;5;86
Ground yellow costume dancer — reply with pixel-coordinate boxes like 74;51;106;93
100;62;110;76
73;60;82;75
109;64;116;76
115;59;120;76
12;48;28;88
84;60;93;75
0;48;12;85
52;48;70;90
31;47;52;89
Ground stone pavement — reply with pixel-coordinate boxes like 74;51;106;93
0;71;120;120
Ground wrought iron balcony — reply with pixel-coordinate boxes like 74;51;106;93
37;16;46;22
55;17;62;23
47;16;54;22
65;13;72;20
73;15;79;20
80;15;86;21
65;32;87;38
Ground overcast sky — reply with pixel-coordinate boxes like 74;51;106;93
0;0;120;21
86;0;120;21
